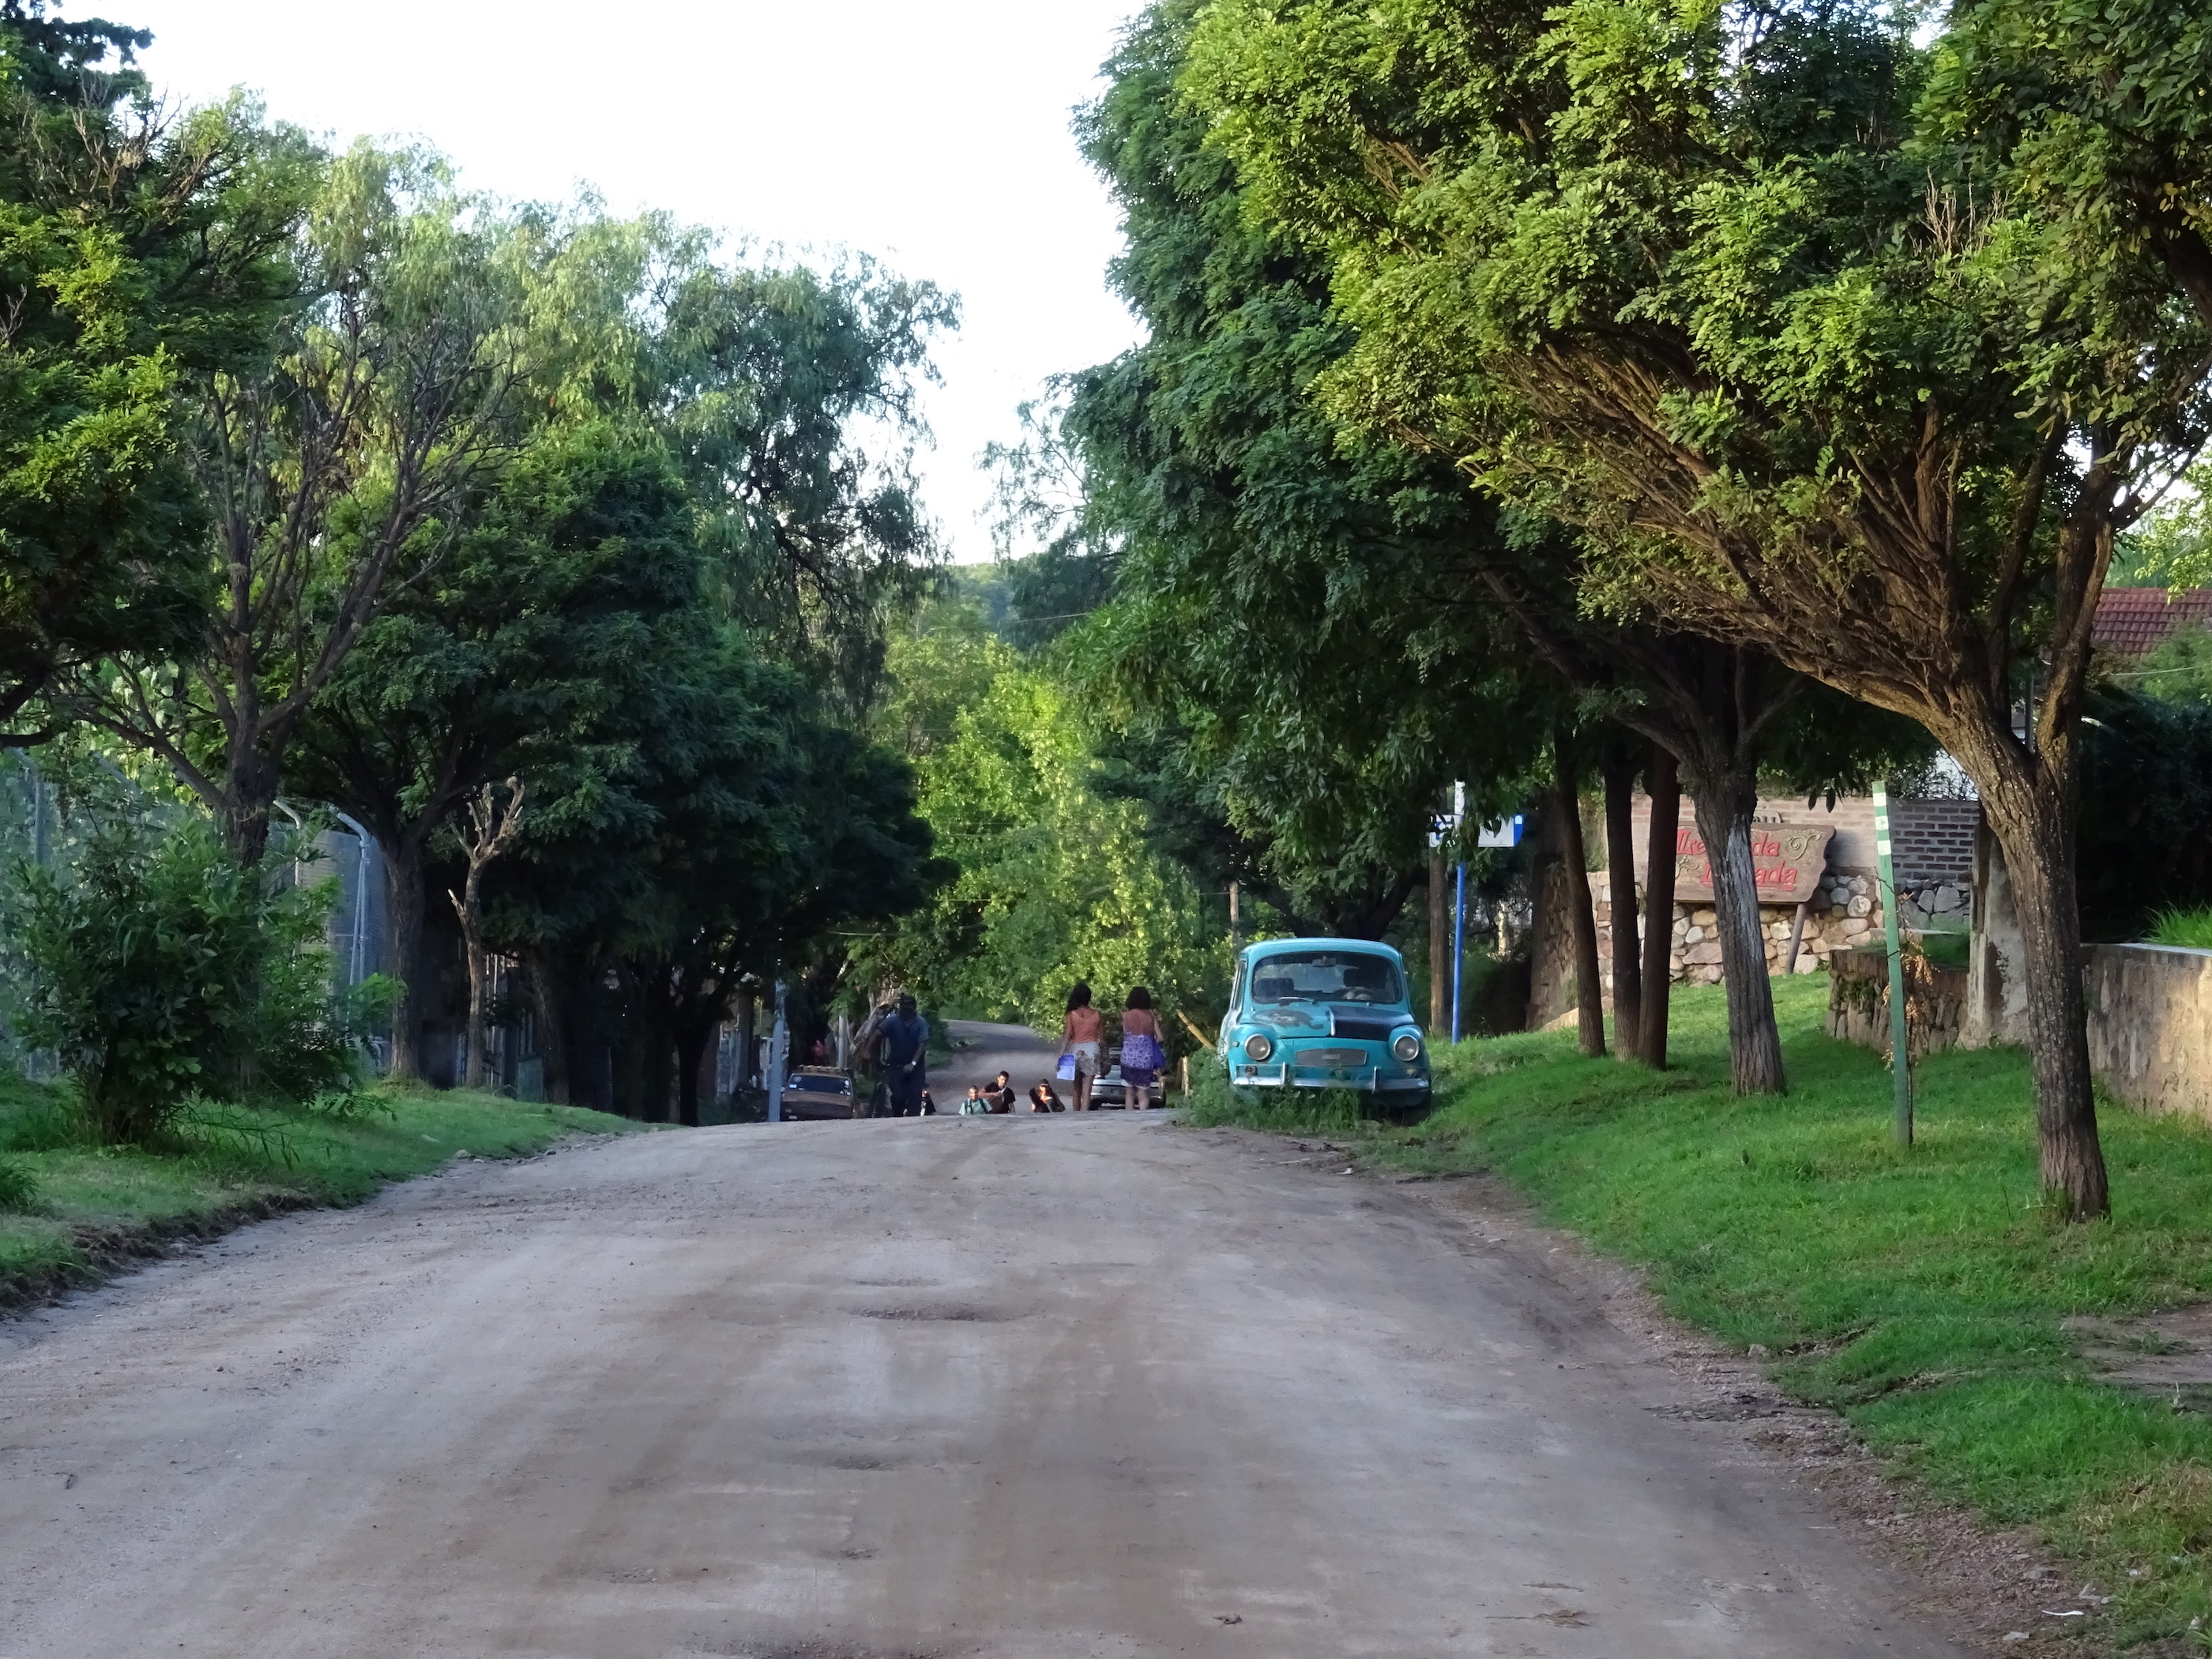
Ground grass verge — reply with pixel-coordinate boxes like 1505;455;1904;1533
1191;974;2212;1650
0;1073;641;1311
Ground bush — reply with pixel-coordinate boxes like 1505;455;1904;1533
3;811;380;1144
0;1154;36;1211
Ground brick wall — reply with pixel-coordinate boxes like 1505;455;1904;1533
1890;798;1979;887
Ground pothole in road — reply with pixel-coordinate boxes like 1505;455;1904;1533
818;1452;910;1471
854;1304;1020;1323
689;1642;946;1659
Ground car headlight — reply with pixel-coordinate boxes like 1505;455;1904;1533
1243;1031;1275;1063
1392;1032;1423;1063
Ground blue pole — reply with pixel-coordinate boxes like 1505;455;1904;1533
1450;862;1467;1044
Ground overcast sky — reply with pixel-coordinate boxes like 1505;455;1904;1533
119;0;1148;563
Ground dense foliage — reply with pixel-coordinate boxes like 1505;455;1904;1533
858;600;1218;1039
0;6;953;1125
0;6;307;735
2;811;373;1142
1130;0;2212;1214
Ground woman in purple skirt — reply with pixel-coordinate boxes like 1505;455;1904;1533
1119;986;1165;1109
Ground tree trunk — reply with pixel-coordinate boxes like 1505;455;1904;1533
1428;843;1447;1035
570;965;606;1114
1974;759;2110;1218
1686;763;1786;1095
1638;745;1680;1067
1553;724;1605;1058
1601;732;1642;1061
523;951;569;1104
675;1016;713;1128
632;963;675;1124
382;837;427;1082
641;1021;674;1123
456;878;490;1091
220;739;281;867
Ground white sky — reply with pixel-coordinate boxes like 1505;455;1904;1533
119;0;1147;564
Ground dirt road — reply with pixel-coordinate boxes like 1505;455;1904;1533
0;1112;1967;1658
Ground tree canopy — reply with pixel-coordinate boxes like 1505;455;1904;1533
1177;0;2212;1214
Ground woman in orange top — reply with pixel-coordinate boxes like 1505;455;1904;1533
1061;980;1103;1112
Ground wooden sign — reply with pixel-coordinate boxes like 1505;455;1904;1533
1668;824;1832;905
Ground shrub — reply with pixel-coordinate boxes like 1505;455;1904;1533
0;1154;36;1211
3;811;378;1144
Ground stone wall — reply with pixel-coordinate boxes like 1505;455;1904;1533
2083;944;2212;1120
1826;941;2212;1123
1826;946;1968;1059
1587;792;1978;992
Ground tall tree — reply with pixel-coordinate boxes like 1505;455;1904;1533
1187;0;2212;1213
0;6;310;736
658;258;957;713
58;145;526;864
1056;2;1548;970
288;419;698;1079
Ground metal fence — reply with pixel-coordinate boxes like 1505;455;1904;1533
0;753;396;1081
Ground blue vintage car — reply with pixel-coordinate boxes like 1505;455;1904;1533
1218;939;1431;1110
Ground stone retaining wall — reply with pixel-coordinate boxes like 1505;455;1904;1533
1825;946;1968;1060
1826;942;2212;1122
2083;944;2212;1121
1589;869;1971;991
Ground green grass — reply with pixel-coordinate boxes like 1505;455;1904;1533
2150;907;2212;950
0;1071;641;1306
1194;976;2212;1650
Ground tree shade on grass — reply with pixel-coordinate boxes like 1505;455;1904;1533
1199;977;2212;1644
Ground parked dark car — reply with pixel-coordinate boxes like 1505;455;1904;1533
779;1067;858;1121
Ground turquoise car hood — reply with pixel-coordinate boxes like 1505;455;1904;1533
1244;999;1413;1036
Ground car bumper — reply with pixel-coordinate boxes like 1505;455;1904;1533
1229;1064;1429;1093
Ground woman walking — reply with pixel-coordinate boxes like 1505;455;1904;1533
1061;981;1103;1112
1119;986;1165;1110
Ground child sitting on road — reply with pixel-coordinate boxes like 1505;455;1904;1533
1029;1080;1066;1113
961;1085;990;1115
989;1070;1017;1113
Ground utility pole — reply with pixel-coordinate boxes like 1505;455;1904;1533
1872;783;1913;1146
1450;781;1467;1046
1428;837;1447;1034
1228;880;1241;954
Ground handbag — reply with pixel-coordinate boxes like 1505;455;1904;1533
1056;1052;1078;1082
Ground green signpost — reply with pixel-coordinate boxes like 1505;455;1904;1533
1871;783;1913;1146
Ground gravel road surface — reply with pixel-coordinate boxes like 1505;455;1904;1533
0;1109;1967;1658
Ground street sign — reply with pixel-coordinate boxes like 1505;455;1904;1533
1477;815;1523;848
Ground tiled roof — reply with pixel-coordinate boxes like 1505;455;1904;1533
2094;587;2212;659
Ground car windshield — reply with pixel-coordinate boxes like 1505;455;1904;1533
1246;951;1404;1006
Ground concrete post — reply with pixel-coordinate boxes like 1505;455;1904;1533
1963;812;2029;1048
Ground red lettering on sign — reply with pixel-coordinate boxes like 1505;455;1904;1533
1660;824;1834;905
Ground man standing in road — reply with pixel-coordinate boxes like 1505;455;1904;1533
880;994;930;1117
